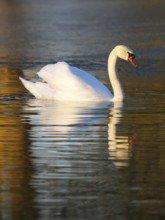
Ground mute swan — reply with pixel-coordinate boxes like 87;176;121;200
20;45;137;102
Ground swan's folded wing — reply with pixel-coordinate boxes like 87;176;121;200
37;62;112;100
37;62;81;91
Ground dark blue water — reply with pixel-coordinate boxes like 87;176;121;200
0;0;164;219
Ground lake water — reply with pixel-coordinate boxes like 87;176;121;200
0;0;165;219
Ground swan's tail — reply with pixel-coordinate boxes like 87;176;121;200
19;77;55;99
19;77;32;89
19;77;43;98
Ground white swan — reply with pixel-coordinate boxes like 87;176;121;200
20;45;137;102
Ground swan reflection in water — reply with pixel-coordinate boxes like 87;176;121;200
22;100;132;168
108;102;132;167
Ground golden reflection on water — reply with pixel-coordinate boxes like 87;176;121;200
0;68;25;97
0;68;36;219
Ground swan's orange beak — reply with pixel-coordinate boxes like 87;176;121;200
128;54;137;68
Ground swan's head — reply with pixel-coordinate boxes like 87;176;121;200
114;45;137;67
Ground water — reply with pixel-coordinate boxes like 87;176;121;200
0;0;165;219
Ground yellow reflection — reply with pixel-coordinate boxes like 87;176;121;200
0;68;35;218
0;67;26;97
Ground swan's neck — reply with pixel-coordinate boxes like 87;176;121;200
108;50;124;101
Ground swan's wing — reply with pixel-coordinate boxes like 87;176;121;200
37;62;78;91
37;62;112;100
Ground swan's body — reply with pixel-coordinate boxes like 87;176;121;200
20;45;136;102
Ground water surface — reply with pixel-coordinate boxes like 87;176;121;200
0;0;165;219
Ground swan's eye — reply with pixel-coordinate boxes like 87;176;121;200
128;53;137;67
128;53;135;60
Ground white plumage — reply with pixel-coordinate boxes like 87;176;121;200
20;45;136;102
